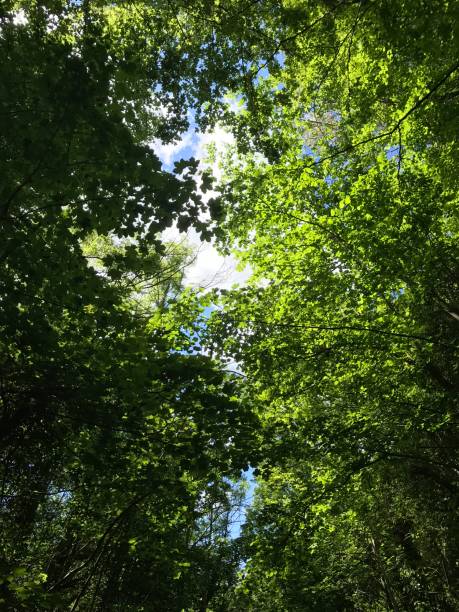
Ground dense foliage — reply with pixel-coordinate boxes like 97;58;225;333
1;0;458;610
0;1;256;609
208;0;459;609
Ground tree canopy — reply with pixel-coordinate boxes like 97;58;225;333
1;0;458;610
207;0;459;609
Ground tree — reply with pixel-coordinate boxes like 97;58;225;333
2;0;459;608
0;2;258;609
205;0;459;608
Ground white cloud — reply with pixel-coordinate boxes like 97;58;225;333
151;130;195;170
185;237;251;290
162;224;251;290
156;122;252;290
193;124;235;183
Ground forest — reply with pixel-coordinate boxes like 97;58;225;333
0;0;458;610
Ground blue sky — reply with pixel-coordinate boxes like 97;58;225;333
153;115;252;290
